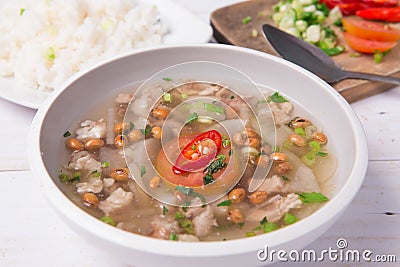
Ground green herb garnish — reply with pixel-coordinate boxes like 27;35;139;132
228;149;233;156
308;141;321;152
181;93;188;99
140;125;152;135
140;166;146;177
284;213;299;225
242;16;252;25
246;231;257;237
58;173;70;182
259;216;267;225
222;135;231;148
162;77;172;81
301;152;316;167
70;171;81;182
281;176;289;181
317;151;328;157
46;46;56;61
19;8;26;16
175;186;194;195
238;222;245;229
203;174;214;185
129;122;135;131
174;211;194;234
267;92;287;103
298;192;329;203
90;170;101;177
185;112;198;124
294;127;306;136
63;131;71;137
101;161;110;168
100;216;116;226
204;157;227;175
263;222;278;233
169;232;178;241
162;205;168;215
204;102;224;114
217;199;232;207
162;92;173;102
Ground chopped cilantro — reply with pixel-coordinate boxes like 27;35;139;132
90;170;101;177
216;154;226;161
58;173;70;182
238;222;245;229
63;131;71;137
140;166;146;177
203;174;214;185
230;95;235;99
140;125;152;135
204;102;224;114
46;46;56;61
217;199;232;207
70;171;81;182
169;232;178;241
204;157;227;175
259;216;267;225
174;211;194;234
281;176;289;181
162;205;168;215
298;192;329;203
267;92;287;103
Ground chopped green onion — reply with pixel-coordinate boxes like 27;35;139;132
100;216;116;226
222;135;231;148
58;173;70;182
301;152;316;167
242;16;252;25
46;46;56;61
317;151;328;157
162;92;173;102
238;222;245;229
162;206;168;215
19;8;26;16
298;192;329;203
374;50;384;63
216;154;226;161
259;216;267;225
228;149;233;156
308;141;321;152
181;93;188;99
230;95;235;99
263;222;278;233
191;144;196;150
140;166;146;177
350;53;361;58
63;131;71;137
204;102;224;114
321;46;345;56
217;200;232;207
251;29;258;37
90;170;101;177
284;213;299;225
294;127;306;136
140;125;152;135
70;171;81;182
246;231;257;237
129;122;135;131
271;146;280;153
333;18;342;27
162;77;172;81
185;112;198;124
101;161;110;168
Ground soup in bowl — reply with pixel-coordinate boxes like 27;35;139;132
29;44;368;267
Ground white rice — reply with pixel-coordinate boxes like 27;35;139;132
0;0;168;91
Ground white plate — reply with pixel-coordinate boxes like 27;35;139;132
0;0;212;109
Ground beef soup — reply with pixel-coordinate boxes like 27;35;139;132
58;81;337;242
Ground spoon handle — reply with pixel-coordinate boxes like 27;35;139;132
343;71;400;85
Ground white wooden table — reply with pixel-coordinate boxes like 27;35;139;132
0;1;399;266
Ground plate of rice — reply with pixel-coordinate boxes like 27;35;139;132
0;0;212;109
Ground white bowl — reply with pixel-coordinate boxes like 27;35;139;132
29;44;368;267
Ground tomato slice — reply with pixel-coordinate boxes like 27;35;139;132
342;17;400;41
343;32;397;53
356;7;400;23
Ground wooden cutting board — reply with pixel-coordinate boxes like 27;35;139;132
210;0;400;103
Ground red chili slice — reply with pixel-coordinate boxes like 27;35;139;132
172;130;222;175
356;7;400;22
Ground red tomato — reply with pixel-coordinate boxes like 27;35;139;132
342;17;400;41
361;0;399;7
343;32;397;53
356;7;400;22
337;3;369;15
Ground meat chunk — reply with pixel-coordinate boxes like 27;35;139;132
98;187;133;215
67;151;102;173
75;119;106;141
177;234;200;242
246;193;302;223
183;198;218;238
269;102;293;126
258;175;289;194
150;216;181;240
76;178;103;194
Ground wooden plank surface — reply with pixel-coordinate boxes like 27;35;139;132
210;0;400;103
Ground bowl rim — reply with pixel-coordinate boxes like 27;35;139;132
29;43;368;257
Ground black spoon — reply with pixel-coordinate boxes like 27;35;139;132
262;24;400;85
